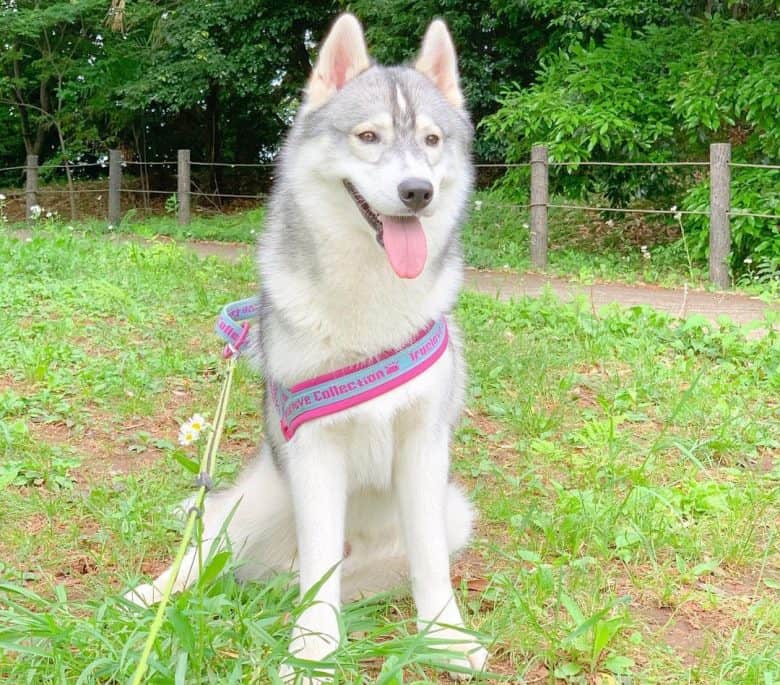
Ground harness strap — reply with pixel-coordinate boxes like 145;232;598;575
215;296;259;358
270;318;449;440
214;298;450;441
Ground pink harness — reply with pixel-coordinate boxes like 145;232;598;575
216;299;449;440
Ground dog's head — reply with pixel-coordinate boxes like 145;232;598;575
287;14;473;279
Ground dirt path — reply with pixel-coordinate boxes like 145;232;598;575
11;230;779;329
465;268;777;328
171;238;780;330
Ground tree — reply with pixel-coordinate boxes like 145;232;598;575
112;0;338;191
482;13;780;269
0;0;110;215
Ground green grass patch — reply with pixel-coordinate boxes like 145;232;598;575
0;231;778;683
5;186;779;297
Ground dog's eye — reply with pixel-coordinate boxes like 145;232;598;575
357;131;379;143
425;134;440;147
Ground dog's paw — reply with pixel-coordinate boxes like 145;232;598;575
446;643;489;681
123;583;161;607
279;622;339;684
278;661;332;685
424;627;488;681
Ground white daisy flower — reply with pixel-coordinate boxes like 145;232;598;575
178;425;197;446
188;414;208;433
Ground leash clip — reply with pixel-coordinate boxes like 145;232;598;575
187;504;203;520
194;471;214;491
222;322;250;359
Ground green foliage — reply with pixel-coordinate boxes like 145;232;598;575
668;19;780;160
483;25;682;202
0;0;109;159
349;0;547;159
520;0;700;49
483;16;780;268
114;1;339;163
682;168;780;273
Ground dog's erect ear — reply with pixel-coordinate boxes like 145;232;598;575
305;14;370;111
415;20;463;109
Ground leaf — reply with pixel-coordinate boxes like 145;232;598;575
554;661;582;678
167;605;195;653
690;560;720;577
592;618;623;662
559;592;586;626
197;551;231;589
603;654;635;674
173;451;200;474
0;466;20;490
516;549;542;563
174;651;189;685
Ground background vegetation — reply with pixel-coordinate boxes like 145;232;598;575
1;0;778;271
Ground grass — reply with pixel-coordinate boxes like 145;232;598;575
0;188;716;288
464;196;723;291
1;229;779;683
3;181;779;298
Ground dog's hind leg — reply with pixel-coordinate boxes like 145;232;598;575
341;481;475;602
125;445;296;606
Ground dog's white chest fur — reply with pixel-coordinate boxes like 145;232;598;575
344;417;395;490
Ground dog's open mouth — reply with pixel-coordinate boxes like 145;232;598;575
343;180;428;279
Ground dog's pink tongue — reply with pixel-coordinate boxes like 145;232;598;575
380;215;427;279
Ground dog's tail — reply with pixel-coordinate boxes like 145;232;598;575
125;446;297;606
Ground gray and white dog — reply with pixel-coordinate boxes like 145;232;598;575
128;14;488;682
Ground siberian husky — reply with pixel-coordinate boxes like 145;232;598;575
128;13;488;681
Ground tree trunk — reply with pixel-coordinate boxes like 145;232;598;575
55;122;77;221
205;82;222;200
11;59;51;156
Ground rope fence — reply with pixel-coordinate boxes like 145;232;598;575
189;160;276;168
119;188;177;195
547;204;709;216
190;191;268;200
549;160;709;167
122;160;178;167
28;187;106;195
2;143;777;288
5;156;779;177
730;162;780;170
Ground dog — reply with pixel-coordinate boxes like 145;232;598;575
127;13;488;682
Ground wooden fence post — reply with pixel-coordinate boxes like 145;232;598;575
709;142;731;289
108;149;122;226
530;144;549;269
25;154;38;222
177;149;191;225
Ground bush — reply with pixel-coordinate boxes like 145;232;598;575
682;168;780;274
482;16;780;267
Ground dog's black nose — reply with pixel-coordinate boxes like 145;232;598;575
398;178;433;211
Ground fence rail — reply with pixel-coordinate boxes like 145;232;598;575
2;143;778;289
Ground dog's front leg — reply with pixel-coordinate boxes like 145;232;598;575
280;433;347;683
395;427;488;679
